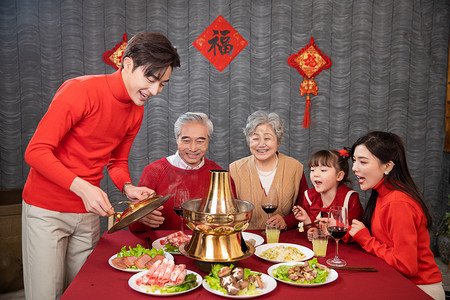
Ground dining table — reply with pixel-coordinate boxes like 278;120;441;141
61;228;432;299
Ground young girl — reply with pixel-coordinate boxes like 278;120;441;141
293;149;363;240
349;131;444;300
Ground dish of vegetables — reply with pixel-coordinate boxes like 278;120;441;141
202;264;276;298
267;258;338;287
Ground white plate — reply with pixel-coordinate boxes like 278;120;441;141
254;243;314;263
129;269;202;296
152;235;191;254
202;273;277;298
241;232;264;247
108;252;174;273
267;262;338;287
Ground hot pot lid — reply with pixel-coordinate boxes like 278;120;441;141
107;194;171;234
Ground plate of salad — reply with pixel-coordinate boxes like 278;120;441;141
267;258;338;287
109;244;174;273
202;264;277;298
128;268;202;296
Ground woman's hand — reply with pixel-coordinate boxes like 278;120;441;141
292;205;312;224
266;214;287;230
349;219;366;236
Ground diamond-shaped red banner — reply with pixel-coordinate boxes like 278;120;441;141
287;37;331;79
193;15;248;72
103;33;128;70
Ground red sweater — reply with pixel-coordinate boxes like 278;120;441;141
353;180;442;284
302;184;363;223
129;157;222;231
23;70;143;213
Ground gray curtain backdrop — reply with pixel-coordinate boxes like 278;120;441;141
0;0;449;235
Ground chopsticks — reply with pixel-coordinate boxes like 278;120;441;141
303;220;320;228
329;266;377;272
145;236;151;249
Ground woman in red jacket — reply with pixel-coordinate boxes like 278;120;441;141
349;131;444;300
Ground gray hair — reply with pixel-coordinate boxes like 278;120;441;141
243;111;285;145
174;112;213;139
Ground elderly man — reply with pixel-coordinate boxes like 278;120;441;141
129;112;222;231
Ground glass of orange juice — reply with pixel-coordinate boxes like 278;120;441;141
312;232;328;257
265;224;280;243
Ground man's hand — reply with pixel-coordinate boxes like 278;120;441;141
70;177;114;217
137;206;165;228
123;184;156;202
266;214;287;230
349;219;366;236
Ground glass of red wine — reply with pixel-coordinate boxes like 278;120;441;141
261;189;278;235
326;206;348;267
173;189;189;232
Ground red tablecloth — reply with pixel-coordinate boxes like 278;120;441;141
61;229;431;299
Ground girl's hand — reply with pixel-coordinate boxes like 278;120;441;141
349;219;366;236
266;214;287;230
292;206;312;224
307;227;319;241
315;217;329;235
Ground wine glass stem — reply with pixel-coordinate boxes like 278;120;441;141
334;239;340;260
180;216;183;232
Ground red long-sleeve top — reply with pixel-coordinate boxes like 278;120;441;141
353;180;442;284
23;70;143;213
302;184;363;223
129;158;222;232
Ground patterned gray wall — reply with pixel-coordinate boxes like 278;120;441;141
0;0;449;233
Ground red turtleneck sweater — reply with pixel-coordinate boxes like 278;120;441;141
353;180;442;284
24;70;143;213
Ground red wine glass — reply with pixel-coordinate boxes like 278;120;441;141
261;189;278;235
326;206;349;267
173;189;189;232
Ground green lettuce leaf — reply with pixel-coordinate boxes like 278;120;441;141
205;274;226;294
117;244;164;258
163;243;180;253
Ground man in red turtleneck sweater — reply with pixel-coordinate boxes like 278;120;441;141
129;112;222;232
22;33;180;300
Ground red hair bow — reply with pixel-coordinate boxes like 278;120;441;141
337;149;349;157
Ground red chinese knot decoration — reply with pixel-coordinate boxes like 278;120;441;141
193;15;248;72
103;33;128;70
288;37;331;128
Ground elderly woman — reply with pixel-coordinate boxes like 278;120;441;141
229;111;308;230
